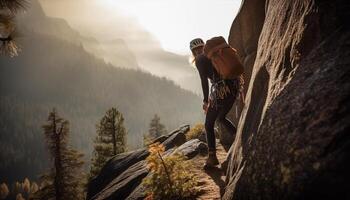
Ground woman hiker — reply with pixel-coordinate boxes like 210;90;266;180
190;38;239;169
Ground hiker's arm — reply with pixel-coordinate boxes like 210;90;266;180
197;65;209;103
201;76;209;103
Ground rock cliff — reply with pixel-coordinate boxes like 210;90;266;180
224;0;350;199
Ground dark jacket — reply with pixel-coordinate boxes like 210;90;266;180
195;54;221;103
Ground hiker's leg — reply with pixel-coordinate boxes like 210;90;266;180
217;95;236;136
205;104;219;151
204;105;220;168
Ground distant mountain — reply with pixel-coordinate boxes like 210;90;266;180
38;0;203;94
94;18;203;94
0;25;203;184
17;0;140;70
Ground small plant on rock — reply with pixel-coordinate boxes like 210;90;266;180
142;142;198;200
186;123;205;141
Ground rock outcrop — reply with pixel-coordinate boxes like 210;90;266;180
227;0;266;126
86;149;149;199
87;124;210;200
125;139;208;200
224;0;350;199
172;139;207;159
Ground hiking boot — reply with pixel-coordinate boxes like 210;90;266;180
203;150;219;169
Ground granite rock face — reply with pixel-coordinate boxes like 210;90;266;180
227;0;266;125
224;0;350;199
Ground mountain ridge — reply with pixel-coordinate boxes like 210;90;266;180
37;0;203;94
17;0;140;70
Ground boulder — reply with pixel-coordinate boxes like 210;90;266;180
197;130;207;143
149;135;168;144
224;0;350;199
161;125;188;149
87;149;149;199
91;161;148;200
172;139;208;159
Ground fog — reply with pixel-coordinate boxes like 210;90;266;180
37;0;240;94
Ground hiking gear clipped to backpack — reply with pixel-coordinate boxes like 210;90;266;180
204;36;244;79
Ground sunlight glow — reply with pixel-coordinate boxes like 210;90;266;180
104;0;241;55
39;0;241;55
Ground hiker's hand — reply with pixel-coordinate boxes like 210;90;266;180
202;102;209;114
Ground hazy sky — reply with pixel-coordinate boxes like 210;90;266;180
103;0;241;55
41;0;242;55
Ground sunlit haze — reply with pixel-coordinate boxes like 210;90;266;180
100;0;241;55
37;0;242;94
40;0;241;55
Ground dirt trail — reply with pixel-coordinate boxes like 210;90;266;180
191;140;229;200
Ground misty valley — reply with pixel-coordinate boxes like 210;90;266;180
0;0;203;187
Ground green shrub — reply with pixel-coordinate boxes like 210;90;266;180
142;143;198;200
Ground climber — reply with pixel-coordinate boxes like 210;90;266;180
190;38;240;169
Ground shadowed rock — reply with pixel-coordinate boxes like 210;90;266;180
161;124;188;149
86;149;149;199
217;123;235;147
227;0;266;125
224;0;350;199
197;130;207;143
92;161;148;200
125;184;146;200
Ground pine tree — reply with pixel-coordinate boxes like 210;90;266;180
0;0;27;12
148;114;167;139
143;132;152;147
89;107;127;179
32;109;85;200
0;0;28;57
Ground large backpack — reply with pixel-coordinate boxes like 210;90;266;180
205;36;246;110
204;36;244;79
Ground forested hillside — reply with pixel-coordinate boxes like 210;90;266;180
0;28;203;184
37;0;202;94
16;0;140;70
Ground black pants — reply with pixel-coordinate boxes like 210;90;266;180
205;79;238;151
